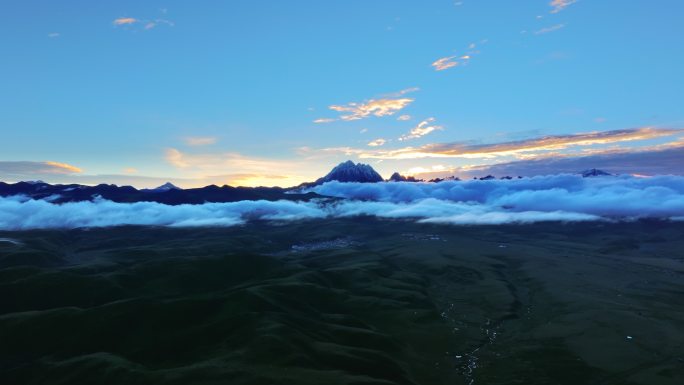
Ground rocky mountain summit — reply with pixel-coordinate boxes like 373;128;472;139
581;169;612;177
388;172;419;182
313;161;384;185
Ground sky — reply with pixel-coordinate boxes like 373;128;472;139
1;0;683;187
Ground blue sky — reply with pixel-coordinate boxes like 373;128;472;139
1;0;683;187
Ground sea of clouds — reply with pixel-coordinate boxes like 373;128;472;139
1;174;683;230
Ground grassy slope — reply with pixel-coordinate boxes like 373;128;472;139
0;219;683;385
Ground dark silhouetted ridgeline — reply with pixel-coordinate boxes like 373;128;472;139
0;181;321;205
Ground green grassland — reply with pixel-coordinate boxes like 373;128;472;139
1;219;683;385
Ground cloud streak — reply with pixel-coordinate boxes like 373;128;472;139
550;0;577;14
0;161;83;179
535;23;566;35
113;17;137;25
360;127;683;160
113;16;174;30
450;145;684;178
313;118;336;124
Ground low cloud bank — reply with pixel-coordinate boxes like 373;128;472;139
0;197;325;230
1;174;683;229
312;174;684;217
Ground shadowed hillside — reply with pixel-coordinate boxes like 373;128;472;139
1;219;683;384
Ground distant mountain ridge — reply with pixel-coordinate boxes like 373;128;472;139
154;182;182;191
388;172;419;182
581;169;612;177
0;162;619;204
0;181;320;205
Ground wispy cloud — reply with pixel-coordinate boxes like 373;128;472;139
328;94;416;121
383;87;420;97
165;148;189;168
113;16;174;30
399;118;443;141
113;17;138;26
316;88;418;122
367;138;387;147
183;136;218;146
44;161;83;173
330;97;414;120
143;19;174;30
313;118;336;124
397;115;411;121
535;23;566;35
431;41;483;71
550;0;577;14
362;127;684;160
0;161;82;182
432;56;459;71
47;32;60;38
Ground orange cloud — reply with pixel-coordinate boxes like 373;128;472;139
329;98;414;121
113;17;138;25
550;0;577;14
318;89;418;122
448;145;684;179
0;161;84;182
45;161;83;173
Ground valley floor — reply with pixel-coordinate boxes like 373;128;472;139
1;219;683;385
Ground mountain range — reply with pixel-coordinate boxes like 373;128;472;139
0;181;320;205
0;161;612;205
